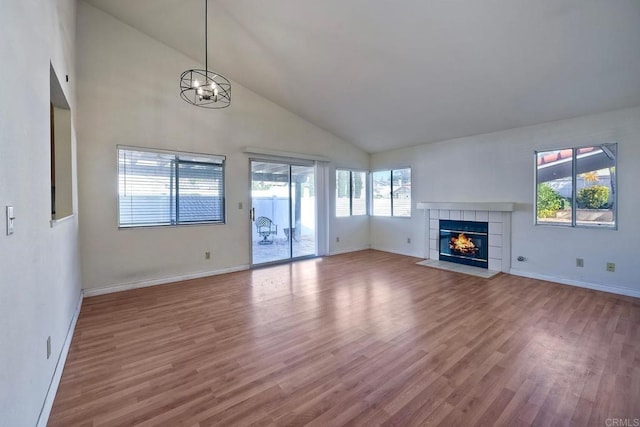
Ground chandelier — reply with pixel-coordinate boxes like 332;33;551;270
179;0;231;108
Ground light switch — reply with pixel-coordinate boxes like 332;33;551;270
6;206;15;235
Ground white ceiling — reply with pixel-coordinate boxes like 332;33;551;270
84;0;640;153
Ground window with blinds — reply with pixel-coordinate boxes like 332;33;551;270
118;146;225;227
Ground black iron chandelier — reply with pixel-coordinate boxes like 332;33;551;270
179;0;231;108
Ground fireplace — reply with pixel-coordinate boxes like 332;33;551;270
439;219;488;268
418;202;513;272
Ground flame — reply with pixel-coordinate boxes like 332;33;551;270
449;233;477;255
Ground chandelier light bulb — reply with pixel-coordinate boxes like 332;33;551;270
193;80;200;88
197;88;204;95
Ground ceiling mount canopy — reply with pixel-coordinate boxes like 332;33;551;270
179;0;231;109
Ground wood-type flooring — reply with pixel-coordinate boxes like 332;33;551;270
49;250;640;426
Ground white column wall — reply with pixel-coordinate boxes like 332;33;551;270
0;1;82;426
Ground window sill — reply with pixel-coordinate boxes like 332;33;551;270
50;214;75;228
118;221;225;230
535;221;617;230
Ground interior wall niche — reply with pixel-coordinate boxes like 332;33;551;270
50;64;73;220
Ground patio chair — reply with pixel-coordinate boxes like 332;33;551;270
255;216;277;244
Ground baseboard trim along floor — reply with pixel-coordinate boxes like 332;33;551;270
37;291;83;427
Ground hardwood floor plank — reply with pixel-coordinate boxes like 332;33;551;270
48;250;640;426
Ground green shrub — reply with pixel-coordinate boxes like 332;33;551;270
537;183;563;218
577;185;609;209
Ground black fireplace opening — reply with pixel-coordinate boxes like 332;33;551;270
439;219;489;268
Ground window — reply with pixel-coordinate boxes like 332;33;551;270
118;146;225;227
50;64;73;221
352;171;367;215
336;170;367;217
372;168;411;217
535;143;616;228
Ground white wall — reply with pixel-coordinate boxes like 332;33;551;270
76;2;369;292
53;106;74;219
329;167;370;255
330;213;371;255
371;106;640;296
0;1;82;426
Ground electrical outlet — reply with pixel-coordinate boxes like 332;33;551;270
205;251;211;260
46;336;51;359
336;237;340;243
576;258;584;267
407;237;411;244
606;262;615;272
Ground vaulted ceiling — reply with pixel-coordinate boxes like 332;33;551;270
84;0;640;153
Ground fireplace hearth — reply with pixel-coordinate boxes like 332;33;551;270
439;219;488;268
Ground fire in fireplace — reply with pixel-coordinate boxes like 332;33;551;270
439;219;488;268
449;233;477;256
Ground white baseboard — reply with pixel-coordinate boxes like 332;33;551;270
328;245;371;256
37;290;83;427
509;269;640;298
370;245;423;258
83;265;251;297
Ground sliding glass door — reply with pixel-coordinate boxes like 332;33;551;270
291;165;316;258
251;160;316;265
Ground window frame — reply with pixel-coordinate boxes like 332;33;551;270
534;143;617;229
50;64;74;224
117;145;226;228
335;169;368;217
371;167;412;218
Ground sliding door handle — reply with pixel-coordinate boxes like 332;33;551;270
250;207;255;221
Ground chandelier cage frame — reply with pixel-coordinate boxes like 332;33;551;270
179;0;231;109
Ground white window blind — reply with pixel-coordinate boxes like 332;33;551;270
118;147;225;227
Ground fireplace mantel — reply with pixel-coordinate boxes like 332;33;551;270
417;202;514;212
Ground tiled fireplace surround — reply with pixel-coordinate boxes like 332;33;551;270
417;202;514;272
